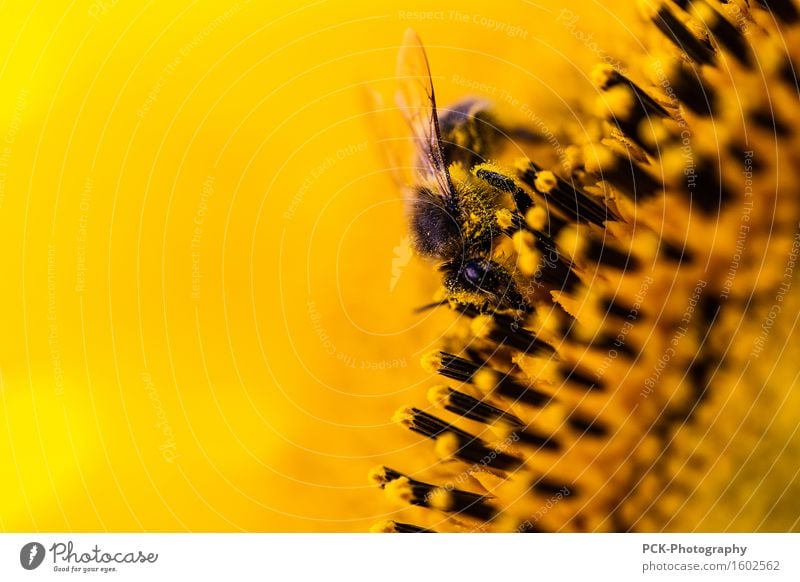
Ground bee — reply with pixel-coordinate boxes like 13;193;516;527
394;29;532;312
387;30;618;313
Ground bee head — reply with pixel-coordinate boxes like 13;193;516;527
441;257;528;312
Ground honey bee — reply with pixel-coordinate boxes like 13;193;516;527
394;29;531;312
385;30;615;312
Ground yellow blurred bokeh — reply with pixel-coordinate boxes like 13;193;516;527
0;1;638;531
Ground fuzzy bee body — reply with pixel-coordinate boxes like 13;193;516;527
437;97;503;169
395;29;532;312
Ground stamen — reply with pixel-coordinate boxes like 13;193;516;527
370;466;500;520
518;161;615;225
469;312;555;355
582;146;663;200
687;0;752;66
657;58;717;116
423;351;553;406
756;0;800;23
600;296;636;320
533;478;575;496
568;414;609;438
559;363;604;390
427;385;561;450
659;239;694;263
650;3;716;65
593;65;675;152
393;407;523;471
474;367;553;406
684;157;734;214
427;385;522;425
584;237;641;271
750;109;792;137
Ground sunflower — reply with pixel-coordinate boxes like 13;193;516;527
371;0;800;532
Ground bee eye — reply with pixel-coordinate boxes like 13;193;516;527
462;260;489;288
447;258;527;311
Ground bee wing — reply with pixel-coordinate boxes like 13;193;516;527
360;85;417;192
396;28;457;209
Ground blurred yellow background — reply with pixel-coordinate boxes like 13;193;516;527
0;1;637;531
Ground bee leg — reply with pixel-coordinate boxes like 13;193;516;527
472;166;533;215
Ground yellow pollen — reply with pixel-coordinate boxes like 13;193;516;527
367;466;388;486
534;170;558;193
474;368;499;392
428;488;454;511
495;208;514;229
597;85;635;121
590;63;616;89
470;315;494;339
384;477;414;504
434;432;462;460
525;206;548;231
420;351;443;373
391;407;416;427
426;385;453;407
